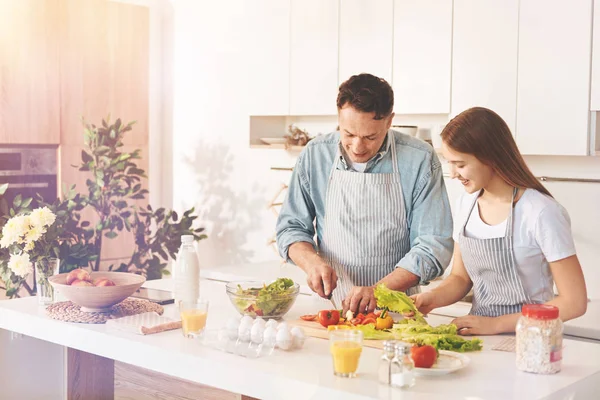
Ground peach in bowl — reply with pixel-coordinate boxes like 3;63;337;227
49;269;146;312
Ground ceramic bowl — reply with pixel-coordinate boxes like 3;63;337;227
49;271;146;312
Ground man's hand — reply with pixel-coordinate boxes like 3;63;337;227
306;262;338;298
451;315;500;336
410;292;437;316
342;286;377;315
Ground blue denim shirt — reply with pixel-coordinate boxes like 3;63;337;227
275;130;454;285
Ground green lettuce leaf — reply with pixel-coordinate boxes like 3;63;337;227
352;324;396;340
374;284;427;324
399;333;483;352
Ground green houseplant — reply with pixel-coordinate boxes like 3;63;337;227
0;117;206;298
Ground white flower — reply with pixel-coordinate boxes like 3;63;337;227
8;253;32;278
29;207;56;229
25;223;45;247
1;215;30;248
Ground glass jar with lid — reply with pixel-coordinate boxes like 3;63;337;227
515;304;563;374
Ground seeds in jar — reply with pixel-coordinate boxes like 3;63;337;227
516;305;563;374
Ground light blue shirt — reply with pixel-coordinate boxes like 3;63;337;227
275;130;454;285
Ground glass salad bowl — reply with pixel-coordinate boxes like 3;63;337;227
225;278;300;319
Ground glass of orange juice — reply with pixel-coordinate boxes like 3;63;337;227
179;299;209;338
329;329;363;378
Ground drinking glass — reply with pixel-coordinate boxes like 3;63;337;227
179;299;209;338
329;329;363;378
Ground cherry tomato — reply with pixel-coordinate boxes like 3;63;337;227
411;345;437;368
318;310;340;327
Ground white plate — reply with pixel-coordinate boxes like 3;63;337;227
260;137;287;145
413;350;470;376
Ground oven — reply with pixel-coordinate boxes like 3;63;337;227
0;147;58;211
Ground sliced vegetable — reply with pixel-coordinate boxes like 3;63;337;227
361;317;377;325
300;314;316;321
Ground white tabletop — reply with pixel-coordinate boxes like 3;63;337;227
1;277;600;400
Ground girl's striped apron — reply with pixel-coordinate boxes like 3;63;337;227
459;188;531;317
318;132;419;307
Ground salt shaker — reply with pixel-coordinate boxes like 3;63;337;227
390;342;416;389
378;340;397;384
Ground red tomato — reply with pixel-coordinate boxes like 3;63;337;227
361;317;377;325
300;314;317;321
411;345;437;368
318;310;340;327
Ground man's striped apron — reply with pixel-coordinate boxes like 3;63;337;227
318;132;419;307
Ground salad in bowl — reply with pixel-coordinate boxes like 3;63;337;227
225;278;299;319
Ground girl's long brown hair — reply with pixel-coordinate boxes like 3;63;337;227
442;107;552;198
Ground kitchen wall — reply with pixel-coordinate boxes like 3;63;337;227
167;1;600;298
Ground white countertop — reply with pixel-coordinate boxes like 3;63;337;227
2;276;600;400
200;261;600;341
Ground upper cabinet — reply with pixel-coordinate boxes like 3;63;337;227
246;0;290;116
392;0;452;114
59;0;149;147
516;0;593;155
289;0;339;116
338;0;394;84
0;0;61;145
451;0;519;134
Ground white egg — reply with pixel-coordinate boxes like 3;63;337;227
252;318;266;328
277;322;289;332
227;327;238;341
238;320;252;342
290;327;306;349
265;319;278;330
276;327;293;351
250;323;265;344
226;316;240;331
241;315;254;326
263;326;278;346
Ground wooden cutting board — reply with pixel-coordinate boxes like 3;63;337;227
289;319;386;349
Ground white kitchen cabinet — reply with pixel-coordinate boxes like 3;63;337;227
245;0;290;116
338;0;393;85
516;0;593;155
392;0;452;114
289;0;339;115
451;0;519;134
590;0;600;111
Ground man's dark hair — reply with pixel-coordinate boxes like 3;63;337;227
336;73;394;120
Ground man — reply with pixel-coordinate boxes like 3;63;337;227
276;73;453;315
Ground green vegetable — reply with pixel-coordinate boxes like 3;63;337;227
235;278;296;317
352;324;395;340
400;333;483;352
374;284;427;324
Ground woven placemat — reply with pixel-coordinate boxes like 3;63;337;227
46;298;164;324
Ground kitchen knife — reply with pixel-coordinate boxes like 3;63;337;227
327;292;339;310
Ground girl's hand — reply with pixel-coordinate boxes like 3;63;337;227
452;315;500;336
410;292;437;315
